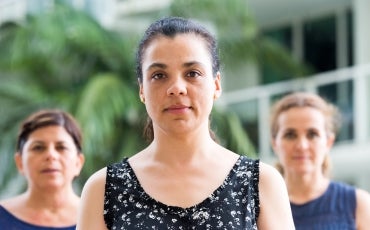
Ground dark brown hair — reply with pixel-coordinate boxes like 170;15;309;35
136;17;220;142
16;109;83;153
136;16;220;83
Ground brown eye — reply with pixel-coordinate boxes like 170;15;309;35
307;130;319;139
152;73;165;80
186;71;201;78
283;131;296;140
56;145;68;151
32;145;45;152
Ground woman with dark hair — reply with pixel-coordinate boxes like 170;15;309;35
0;109;85;229
77;16;294;230
270;91;370;229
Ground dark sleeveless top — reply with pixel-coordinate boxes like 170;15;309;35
291;181;356;230
104;156;260;229
0;205;76;230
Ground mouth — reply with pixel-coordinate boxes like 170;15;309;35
293;156;310;161
41;168;60;173
164;105;192;113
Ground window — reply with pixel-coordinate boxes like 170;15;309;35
304;15;336;73
261;26;293;84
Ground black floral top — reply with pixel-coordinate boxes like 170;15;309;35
104;156;260;229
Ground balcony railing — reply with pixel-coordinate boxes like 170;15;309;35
218;64;370;190
217;64;370;160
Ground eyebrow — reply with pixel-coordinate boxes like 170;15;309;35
146;61;205;72
183;61;204;68
146;62;167;71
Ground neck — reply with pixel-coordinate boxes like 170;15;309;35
23;186;79;211
150;128;217;164
285;172;330;204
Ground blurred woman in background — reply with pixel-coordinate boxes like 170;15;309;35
270;91;370;229
0;109;85;229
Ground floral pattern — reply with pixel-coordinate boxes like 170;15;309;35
104;156;260;229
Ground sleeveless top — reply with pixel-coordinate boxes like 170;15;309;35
0;205;76;230
104;155;260;229
291;181;356;230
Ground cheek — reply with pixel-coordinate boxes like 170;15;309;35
313;138;328;149
315;142;330;156
274;139;290;154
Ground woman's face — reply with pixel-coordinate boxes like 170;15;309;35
139;33;221;137
15;125;84;191
272;107;334;176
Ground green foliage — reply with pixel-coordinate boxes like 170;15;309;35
166;0;308;76
0;0;302;197
211;109;256;157
0;3;140;197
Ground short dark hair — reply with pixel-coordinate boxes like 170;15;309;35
16;109;83;153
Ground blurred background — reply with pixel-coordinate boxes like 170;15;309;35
0;0;369;197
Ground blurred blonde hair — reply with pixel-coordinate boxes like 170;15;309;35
270;92;341;178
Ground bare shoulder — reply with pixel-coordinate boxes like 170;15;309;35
77;167;108;230
257;162;295;230
259;162;286;189
80;167;107;207
82;167;107;191
355;188;370;230
356;188;370;201
355;188;370;212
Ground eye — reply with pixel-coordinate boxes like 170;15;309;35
283;131;296;140
32;145;45;151
152;72;165;80
56;145;68;151
186;70;201;78
307;130;319;139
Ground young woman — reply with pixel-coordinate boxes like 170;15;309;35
270;91;370;229
77;16;294;230
0;109;85;229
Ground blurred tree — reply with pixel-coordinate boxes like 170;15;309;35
0;0;305;197
0;3;143;197
167;0;309;79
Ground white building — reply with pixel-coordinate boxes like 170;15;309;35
221;0;370;192
1;0;369;191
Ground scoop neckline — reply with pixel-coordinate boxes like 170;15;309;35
0;205;76;229
290;181;333;207
123;155;243;212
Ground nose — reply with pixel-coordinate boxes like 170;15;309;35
45;146;58;161
167;76;187;96
296;137;309;150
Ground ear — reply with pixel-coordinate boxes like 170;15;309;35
326;133;335;150
139;83;145;103
270;138;279;157
74;153;85;177
14;152;25;175
213;72;222;100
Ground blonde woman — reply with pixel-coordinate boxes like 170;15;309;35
270;92;370;229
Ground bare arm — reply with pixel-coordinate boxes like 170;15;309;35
257;162;295;230
76;167;108;230
356;188;370;230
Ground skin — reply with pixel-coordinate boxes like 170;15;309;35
272;106;370;229
0;125;85;227
272;107;334;195
77;33;294;230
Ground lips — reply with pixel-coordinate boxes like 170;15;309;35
293;156;310;161
164;104;192;113
41;168;60;173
